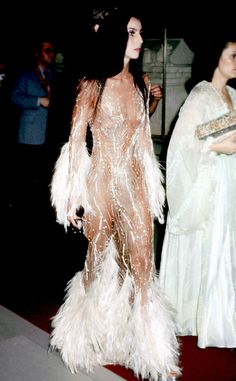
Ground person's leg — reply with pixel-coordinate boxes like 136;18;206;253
114;195;154;304
82;203;114;288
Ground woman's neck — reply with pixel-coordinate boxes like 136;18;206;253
211;70;228;95
211;72;233;110
112;60;131;80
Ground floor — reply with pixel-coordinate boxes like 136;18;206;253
0;305;125;381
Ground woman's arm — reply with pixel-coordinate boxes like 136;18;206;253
149;84;162;116
166;85;218;233
143;73;162;117
51;79;98;229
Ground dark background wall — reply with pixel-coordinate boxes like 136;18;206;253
1;0;235;71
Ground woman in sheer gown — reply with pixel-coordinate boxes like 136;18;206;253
50;8;180;381
159;35;236;349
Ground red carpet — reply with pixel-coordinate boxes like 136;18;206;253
3;302;236;381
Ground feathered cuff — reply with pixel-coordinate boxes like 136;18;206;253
51;142;91;229
142;151;165;224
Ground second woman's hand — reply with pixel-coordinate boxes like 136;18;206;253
211;131;236;154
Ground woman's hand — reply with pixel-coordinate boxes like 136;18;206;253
150;84;163;102
211;131;236;154
68;215;80;229
68;207;84;230
68;216;83;232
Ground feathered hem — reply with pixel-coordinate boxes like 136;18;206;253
50;241;180;381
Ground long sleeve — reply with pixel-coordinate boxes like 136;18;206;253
11;72;41;109
141;117;165;223
51;79;98;228
166;81;236;234
136;81;165;223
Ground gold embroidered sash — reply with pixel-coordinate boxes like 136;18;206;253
195;110;236;139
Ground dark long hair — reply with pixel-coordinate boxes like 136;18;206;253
81;6;148;109
186;33;236;92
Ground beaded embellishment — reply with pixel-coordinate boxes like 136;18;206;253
195;110;236;139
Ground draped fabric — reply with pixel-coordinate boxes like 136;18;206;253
159;81;236;348
50;78;180;380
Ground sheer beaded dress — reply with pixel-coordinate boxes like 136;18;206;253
50;78;180;381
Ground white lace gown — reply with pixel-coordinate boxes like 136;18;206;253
50;78;180;380
159;81;236;348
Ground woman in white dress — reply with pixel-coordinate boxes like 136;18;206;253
159;35;236;349
50;8;180;381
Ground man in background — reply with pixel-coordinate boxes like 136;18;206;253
11;36;55;205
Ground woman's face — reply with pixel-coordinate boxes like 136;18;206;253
125;17;143;61
218;42;236;80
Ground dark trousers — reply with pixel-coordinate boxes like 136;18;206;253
13;143;51;207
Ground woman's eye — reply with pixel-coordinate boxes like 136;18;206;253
128;30;135;36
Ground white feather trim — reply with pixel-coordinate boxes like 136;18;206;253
67;142;93;218
127;282;180;380
50;240;180;380
50;142;92;229
142;151;165;224
51;143;70;228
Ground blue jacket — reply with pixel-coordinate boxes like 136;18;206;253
11;68;49;145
